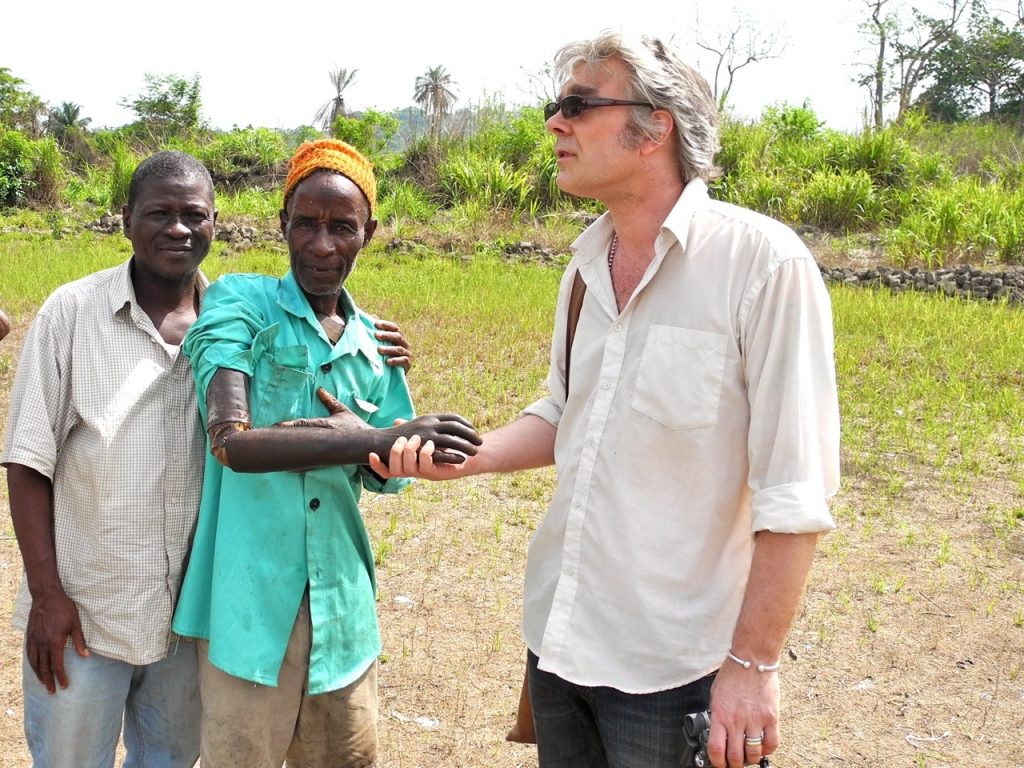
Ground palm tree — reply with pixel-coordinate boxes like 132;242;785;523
413;65;458;141
46;101;91;139
314;68;358;133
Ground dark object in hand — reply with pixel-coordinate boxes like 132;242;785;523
680;711;771;768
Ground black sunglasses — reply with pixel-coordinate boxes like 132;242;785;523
543;95;655;121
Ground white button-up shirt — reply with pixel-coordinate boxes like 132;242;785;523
2;260;206;665
522;179;840;693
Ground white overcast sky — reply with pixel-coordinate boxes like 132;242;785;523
6;0;1015;133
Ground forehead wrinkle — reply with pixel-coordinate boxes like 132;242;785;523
562;62;625;101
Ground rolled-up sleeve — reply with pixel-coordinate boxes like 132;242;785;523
182;277;269;420
742;256;840;534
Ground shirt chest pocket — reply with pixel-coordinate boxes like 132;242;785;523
250;345;314;427
630;325;728;430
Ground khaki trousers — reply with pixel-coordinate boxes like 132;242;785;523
198;596;378;768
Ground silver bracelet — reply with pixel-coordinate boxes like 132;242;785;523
727;649;780;673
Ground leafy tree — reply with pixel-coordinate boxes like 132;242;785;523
119;73;204;138
0;68;46;137
46;102;91;139
331;110;400;167
915;7;1024;125
914;36;979;121
961;13;1024;119
855;0;970;125
413;66;458;141
314;68;358;133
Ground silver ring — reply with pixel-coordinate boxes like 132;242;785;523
744;736;763;747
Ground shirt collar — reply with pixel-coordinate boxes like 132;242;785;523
661;178;710;248
569;177;711;266
109;258;209;317
278;270;379;362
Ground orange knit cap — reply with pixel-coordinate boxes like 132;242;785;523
283;139;377;214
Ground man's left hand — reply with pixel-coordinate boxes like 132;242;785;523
275;388;369;431
706;661;779;768
375;320;412;371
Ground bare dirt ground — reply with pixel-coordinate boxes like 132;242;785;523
0;295;1021;768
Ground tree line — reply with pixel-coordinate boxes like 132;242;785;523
858;0;1024;130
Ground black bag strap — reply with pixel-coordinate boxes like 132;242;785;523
564;269;587;398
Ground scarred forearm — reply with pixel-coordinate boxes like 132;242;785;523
217;424;387;473
205;369;479;473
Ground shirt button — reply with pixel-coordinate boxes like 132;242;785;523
309;498;321;510
321;363;332;373
601;381;611;390
614;323;623;332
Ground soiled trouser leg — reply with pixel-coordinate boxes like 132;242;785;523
198;595;378;768
286;661;378;768
197;599;308;768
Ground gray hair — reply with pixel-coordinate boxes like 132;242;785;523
553;31;721;183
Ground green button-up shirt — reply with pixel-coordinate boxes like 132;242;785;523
172;271;412;694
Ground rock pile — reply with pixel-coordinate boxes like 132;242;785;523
215;222;280;250
502;241;559;264
85;213;123;234
819;264;1024;305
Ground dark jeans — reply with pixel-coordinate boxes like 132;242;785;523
528;650;716;768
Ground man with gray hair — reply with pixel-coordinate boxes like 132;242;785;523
374;30;840;768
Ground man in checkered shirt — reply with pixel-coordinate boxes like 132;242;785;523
2;150;213;768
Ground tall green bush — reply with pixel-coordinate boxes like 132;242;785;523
797;169;881;231
194;127;289;184
437;153;531;213
108;143;137;210
377;180;438;224
0;130;30;206
26;137;66;206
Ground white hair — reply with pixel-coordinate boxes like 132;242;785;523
553;31;721;182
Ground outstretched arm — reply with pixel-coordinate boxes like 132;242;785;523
6;464;89;693
205;369;480;473
368;413;557;481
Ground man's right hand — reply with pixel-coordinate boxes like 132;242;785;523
375;414;482;465
369;434;476;480
25;590;89;693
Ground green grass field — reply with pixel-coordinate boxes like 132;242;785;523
0;230;1021;766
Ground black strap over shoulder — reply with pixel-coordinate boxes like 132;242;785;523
564;269;587;398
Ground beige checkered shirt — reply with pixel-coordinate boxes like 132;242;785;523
2;260;207;665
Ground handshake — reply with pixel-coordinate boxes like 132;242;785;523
681;711;771;768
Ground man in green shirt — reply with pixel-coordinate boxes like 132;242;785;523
172;139;480;768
